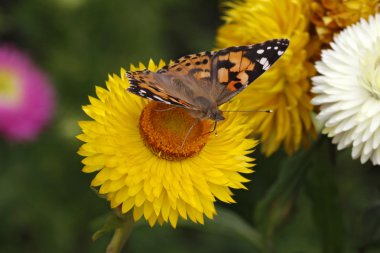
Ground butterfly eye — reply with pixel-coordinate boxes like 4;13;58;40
208;110;225;121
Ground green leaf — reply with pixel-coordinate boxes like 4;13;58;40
305;139;345;253
180;207;265;252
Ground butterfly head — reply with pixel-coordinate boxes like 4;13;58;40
207;107;225;122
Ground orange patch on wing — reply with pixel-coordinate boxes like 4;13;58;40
217;68;229;83
193;71;210;79
229;51;243;72
247;62;255;71
164;53;214;78
169;64;189;75
226;81;240;91
240;57;251;70
131;72;157;85
217;54;229;61
236;71;249;84
141;84;166;96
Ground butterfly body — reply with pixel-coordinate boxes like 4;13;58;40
155;73;225;121
126;39;289;121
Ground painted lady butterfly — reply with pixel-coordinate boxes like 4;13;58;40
126;38;289;121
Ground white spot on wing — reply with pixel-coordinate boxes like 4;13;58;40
278;50;284;56
259;57;270;71
259;57;268;65
257;49;264;54
153;95;165;102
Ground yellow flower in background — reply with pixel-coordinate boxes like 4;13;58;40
216;0;316;156
77;60;257;228
310;0;379;44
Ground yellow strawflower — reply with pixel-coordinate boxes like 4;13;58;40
216;0;316;156
77;60;258;228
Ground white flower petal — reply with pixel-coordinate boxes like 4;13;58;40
372;148;380;165
325;109;357;126
335;131;352;150
370;115;380;133
360;151;371;164
372;129;380;149
332;117;358;134
352;143;363;159
312;14;380;165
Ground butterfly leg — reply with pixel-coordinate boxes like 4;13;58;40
202;121;218;137
180;118;200;150
212;121;217;135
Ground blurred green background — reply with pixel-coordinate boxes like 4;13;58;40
1;1;380;253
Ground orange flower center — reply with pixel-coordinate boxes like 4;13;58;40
139;102;212;161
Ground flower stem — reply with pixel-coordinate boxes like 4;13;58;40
106;215;134;253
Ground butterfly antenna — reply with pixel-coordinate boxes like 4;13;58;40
180;118;200;150
222;109;273;113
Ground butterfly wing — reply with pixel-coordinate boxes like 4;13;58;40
157;50;215;81
213;38;289;105
126;70;196;108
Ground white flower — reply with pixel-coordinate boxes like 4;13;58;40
312;14;380;165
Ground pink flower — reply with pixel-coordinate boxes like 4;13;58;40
0;46;55;141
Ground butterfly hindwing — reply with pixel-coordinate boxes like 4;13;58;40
214;38;289;105
157;50;216;82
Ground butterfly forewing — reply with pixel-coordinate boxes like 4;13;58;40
213;38;289;105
